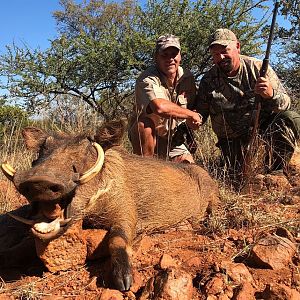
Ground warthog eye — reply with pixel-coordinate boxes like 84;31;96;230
72;165;77;173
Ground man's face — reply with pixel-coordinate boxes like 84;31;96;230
155;47;181;78
210;41;241;75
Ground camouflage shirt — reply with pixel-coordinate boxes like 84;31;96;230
196;55;291;138
131;65;196;137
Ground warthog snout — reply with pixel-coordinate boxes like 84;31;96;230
16;175;74;202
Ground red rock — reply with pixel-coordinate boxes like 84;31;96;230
224;285;234;298
250;235;296;270
41;296;64;300
134;236;154;257
35;221;87;272
205;276;224;295
0;294;14;300
218;294;230;300
206;296;218;300
130;269;144;293
242;172;291;194
233;282;256;300
140;267;193;300
186;256;201;268
83;229;108;260
261;283;300;300
123;290;136;300
159;253;177;269
220;260;253;283
99;288;123;300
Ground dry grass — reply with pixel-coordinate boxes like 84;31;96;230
0;266;92;299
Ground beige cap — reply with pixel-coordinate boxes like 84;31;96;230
209;28;237;47
155;34;181;53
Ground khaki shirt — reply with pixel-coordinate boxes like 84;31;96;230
197;55;291;139
132;65;196;137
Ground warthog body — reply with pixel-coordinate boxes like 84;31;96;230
3;120;219;291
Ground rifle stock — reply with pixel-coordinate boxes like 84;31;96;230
242;1;280;181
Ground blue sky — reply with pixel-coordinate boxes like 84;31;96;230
0;0;289;54
0;1;62;53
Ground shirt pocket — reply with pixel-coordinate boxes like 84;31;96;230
177;92;188;108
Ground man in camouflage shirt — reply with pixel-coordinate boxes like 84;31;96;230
197;28;300;179
128;34;201;163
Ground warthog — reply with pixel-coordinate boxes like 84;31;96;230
1;120;219;291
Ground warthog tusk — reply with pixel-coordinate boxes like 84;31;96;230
33;218;61;234
33;217;71;234
59;218;72;226
8;212;35;225
8;212;71;229
78;142;105;184
1;162;16;180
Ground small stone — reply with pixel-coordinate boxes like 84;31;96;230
234;282;256;300
100;288;124;300
220;261;253;283
205;276;224;295
140;267;193;300
186;256;201;268
159;253;177;269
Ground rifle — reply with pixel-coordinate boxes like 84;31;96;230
242;0;280;181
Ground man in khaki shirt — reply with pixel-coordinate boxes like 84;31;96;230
128;34;201;163
197;28;300;180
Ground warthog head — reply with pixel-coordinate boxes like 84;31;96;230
2;121;125;240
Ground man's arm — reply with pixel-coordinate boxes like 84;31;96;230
136;74;201;129
148;98;201;129
255;64;291;112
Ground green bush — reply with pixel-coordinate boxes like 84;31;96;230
0;105;30;136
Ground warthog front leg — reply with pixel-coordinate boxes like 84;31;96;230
108;226;132;291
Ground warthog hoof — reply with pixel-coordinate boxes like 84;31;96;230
111;248;132;291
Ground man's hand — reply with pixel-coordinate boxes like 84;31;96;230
254;76;273;99
186;111;202;130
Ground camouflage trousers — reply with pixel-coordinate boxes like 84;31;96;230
216;110;300;179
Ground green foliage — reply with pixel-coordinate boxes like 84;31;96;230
0;103;30;136
0;0;270;120
273;0;300;109
140;0;267;78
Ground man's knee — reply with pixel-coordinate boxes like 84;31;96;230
128;117;156;156
272;110;300;140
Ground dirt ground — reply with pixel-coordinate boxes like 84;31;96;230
0;178;299;299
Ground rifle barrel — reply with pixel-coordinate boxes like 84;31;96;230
264;1;280;60
242;1;280;180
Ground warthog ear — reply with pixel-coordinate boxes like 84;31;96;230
94;119;127;151
22;127;48;151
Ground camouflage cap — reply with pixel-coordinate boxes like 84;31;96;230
155;34;181;53
209;28;237;47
